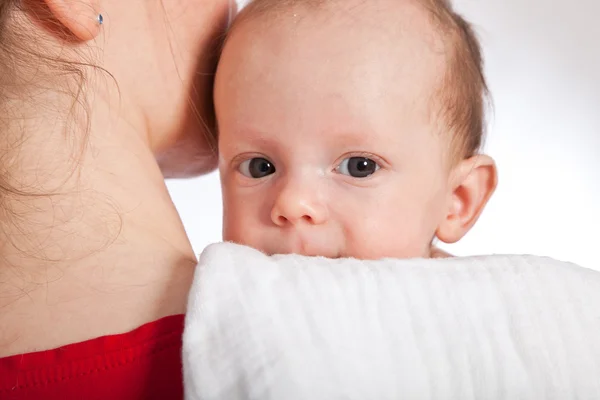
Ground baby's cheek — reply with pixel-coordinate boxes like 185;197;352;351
351;233;426;259
223;219;256;247
343;207;432;259
222;197;249;242
222;207;265;249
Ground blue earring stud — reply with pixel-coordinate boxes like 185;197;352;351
97;14;104;25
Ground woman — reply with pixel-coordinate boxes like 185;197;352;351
0;0;230;398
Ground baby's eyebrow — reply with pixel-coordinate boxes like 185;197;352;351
323;130;379;145
228;126;270;142
225;128;284;151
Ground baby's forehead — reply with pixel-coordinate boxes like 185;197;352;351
222;0;449;110
230;0;448;74
234;0;445;45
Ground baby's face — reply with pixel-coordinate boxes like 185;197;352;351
216;3;455;259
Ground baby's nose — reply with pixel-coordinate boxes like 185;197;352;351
270;184;328;227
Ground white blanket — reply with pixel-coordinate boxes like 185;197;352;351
183;243;600;399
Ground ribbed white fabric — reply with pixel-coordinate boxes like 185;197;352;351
183;243;600;400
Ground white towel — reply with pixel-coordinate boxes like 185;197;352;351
183;242;600;399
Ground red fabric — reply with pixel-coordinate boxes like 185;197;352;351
0;314;185;400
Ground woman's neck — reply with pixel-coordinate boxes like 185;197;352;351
0;84;200;357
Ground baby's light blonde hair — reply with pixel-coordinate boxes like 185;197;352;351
226;0;489;161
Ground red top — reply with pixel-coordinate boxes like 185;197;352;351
0;314;185;400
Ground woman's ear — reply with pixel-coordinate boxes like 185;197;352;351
436;154;498;244
40;0;101;41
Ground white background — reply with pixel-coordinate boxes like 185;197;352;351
166;0;599;271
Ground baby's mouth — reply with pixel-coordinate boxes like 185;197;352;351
282;235;341;259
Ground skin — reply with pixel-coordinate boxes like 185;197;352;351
0;0;229;356
216;0;497;259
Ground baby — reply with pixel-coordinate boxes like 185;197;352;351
214;0;497;259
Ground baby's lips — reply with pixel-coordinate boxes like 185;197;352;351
290;238;340;258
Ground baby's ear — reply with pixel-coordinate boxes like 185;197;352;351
435;154;497;244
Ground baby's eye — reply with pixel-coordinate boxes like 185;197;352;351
337;157;380;178
238;157;276;179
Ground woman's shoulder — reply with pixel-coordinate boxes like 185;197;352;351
0;314;185;400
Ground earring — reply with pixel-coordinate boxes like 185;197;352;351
97;14;104;25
